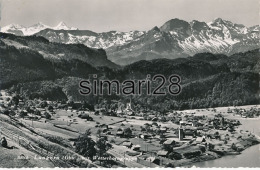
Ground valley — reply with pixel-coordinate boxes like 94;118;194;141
0;90;259;168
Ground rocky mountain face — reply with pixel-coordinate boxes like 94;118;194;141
1;18;259;65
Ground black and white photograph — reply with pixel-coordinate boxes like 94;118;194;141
0;0;259;168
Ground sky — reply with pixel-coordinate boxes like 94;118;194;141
0;0;259;32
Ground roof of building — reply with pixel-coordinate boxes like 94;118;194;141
180;120;188;124
163;139;175;145
157;150;168;156
196;137;205;142
117;131;124;135
122;141;132;146
146;157;159;162
132;145;141;149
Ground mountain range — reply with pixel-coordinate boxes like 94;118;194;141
1;18;259;65
1;22;77;36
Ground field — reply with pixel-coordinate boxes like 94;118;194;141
176;104;260;119
0;140;55;168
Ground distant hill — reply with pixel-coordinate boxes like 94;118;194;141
0;33;118;68
3;43;259;110
0;32;119;88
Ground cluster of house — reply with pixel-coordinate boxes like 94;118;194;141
0;95;60;120
107;111;242;165
228;107;260;118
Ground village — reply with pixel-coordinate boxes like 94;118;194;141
0;90;260;167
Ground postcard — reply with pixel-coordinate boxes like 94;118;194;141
0;0;259;168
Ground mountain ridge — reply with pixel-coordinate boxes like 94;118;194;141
1;21;78;36
1;18;259;65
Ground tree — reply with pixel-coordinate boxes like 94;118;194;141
3;110;10;116
160;117;167;122
141;127;146;132
11;95;19;105
159;138;167;144
231;143;237;151
214;131;220;139
34;110;41;116
75;129;96;160
97;129;102;137
165;163;175;168
26;106;33;113
20;111;27;119
48;105;54;111
163;144;173;152
40;101;48;108
96;137;112;165
168;152;182;160
124;128;132;138
44;112;51;119
208;143;215;151
110;139;115;143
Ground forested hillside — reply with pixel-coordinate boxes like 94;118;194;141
2;34;258;111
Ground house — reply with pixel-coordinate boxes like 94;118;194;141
163;139;175;146
191;121;199;127
152;117;158;121
179;120;188;126
94;108;106;115
186;121;194;126
122;141;133;148
139;134;151;139
152;122;158;127
116;129;124;137
78;113;93;121
196;136;206;143
124;101;134;115
157;150;169;157
22;110;28;114
101;128;108;133
235;143;244;151
18;101;25;107
132;145;141;151
148;115;156;119
73;102;82;109
146;157;160;165
46;100;53;105
219;134;226;141
105;131;111;135
184;128;197;136
116;108;123;115
227;127;234;132
100;124;109;129
160;127;167;133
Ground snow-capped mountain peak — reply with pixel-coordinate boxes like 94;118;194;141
23;22;50;35
1;23;27;36
1;23;24;31
213;17;225;23
31;22;48;28
53;21;78;30
54;22;68;30
1;21;78;35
